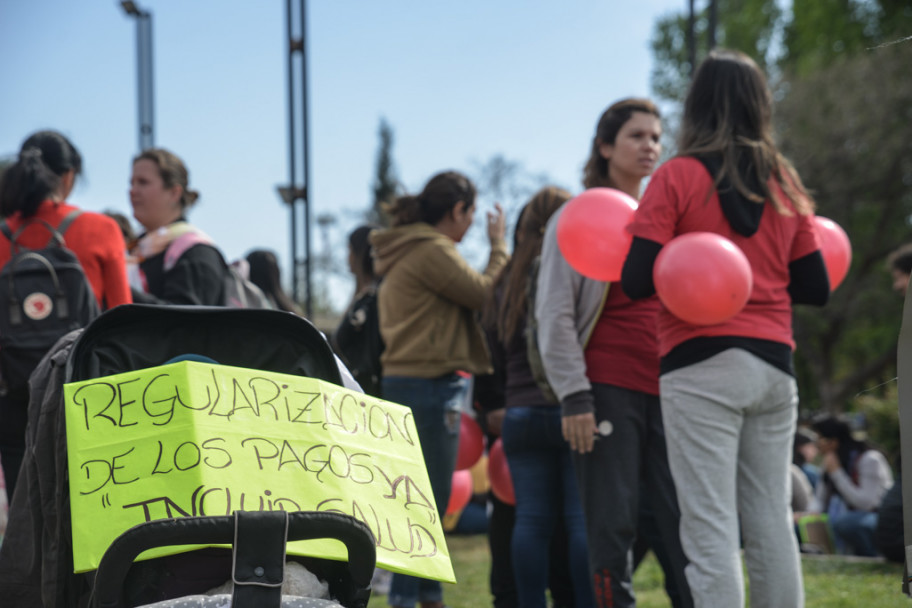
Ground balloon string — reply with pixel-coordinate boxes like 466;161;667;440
853;377;898;399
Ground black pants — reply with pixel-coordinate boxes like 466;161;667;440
0;393;28;503
572;383;692;608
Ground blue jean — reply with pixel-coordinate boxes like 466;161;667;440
502;406;595;608
383;374;468;607
832;510;879;557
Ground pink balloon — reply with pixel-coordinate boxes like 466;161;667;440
654;232;753;326
488;438;515;506
813;216;851;291
446;469;473;515
556;188;639;281
456;413;484;471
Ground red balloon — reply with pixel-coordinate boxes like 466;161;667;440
654;232;753;326
446;469;473;515
813;216;851;291
556;188;639;281
456;413;484;471
487;438;515;506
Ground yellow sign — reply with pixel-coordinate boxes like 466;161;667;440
63;361;454;582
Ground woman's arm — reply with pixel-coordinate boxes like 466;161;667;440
828;451;893;511
425;237;509;311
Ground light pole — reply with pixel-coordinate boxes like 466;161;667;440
120;1;155;151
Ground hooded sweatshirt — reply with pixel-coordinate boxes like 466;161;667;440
370;222;508;378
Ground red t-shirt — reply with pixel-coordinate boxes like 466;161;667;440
0;201;132;309
584;286;661;396
627;157;820;356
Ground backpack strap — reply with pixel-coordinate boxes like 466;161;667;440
164;230;218;272
55;209;83;238
1;209;83;254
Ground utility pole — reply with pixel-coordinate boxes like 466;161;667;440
120;1;155;151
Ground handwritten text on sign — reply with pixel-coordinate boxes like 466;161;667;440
63;361;454;582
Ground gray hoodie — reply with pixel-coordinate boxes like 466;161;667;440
534;206;609;415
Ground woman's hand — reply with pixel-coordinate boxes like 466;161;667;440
562;412;598;454
822;451;841;474
487;202;506;243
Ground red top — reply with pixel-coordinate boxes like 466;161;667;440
627;157;820;356
0;201;132;309
584;286;661;396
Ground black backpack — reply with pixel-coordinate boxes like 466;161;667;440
333;286;384;397
0;210;100;402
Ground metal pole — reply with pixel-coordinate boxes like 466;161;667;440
285;0;298;302
301;0;312;319
138;11;155;149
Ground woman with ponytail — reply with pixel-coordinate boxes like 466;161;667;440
128;148;226;306
370;170;507;608
0;130;131;499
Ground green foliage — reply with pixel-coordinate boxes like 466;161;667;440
650;0;781;105
369;117;399;227
855;383;901;466
781;42;912;410
784;0;912;76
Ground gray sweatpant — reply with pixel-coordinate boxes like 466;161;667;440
659;349;804;608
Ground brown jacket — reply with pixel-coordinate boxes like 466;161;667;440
371;223;508;378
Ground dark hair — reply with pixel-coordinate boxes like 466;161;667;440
793;427;818;467
0;130;83;218
812;415;872;473
348;224;377;278
679;49;813;216
385;171;476;227
133;148;199;210
888;243;912;275
485;186;571;343
582;98;660;190
104;210;137;244
245;249;301;314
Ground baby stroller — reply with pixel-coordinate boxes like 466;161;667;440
0;304;375;607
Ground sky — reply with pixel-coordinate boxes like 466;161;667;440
0;0;686;313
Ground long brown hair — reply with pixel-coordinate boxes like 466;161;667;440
678;48;813;215
582;98;660;190
486;186;572;343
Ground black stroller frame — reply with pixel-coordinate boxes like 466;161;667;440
0;305;377;607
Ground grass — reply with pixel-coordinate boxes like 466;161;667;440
368;534;910;607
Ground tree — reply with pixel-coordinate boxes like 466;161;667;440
650;0;781;105
369;117;399;227
783;0;912;76
779;42;912;411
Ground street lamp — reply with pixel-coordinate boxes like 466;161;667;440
120;1;155;151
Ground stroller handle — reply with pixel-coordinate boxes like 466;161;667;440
91;511;376;608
